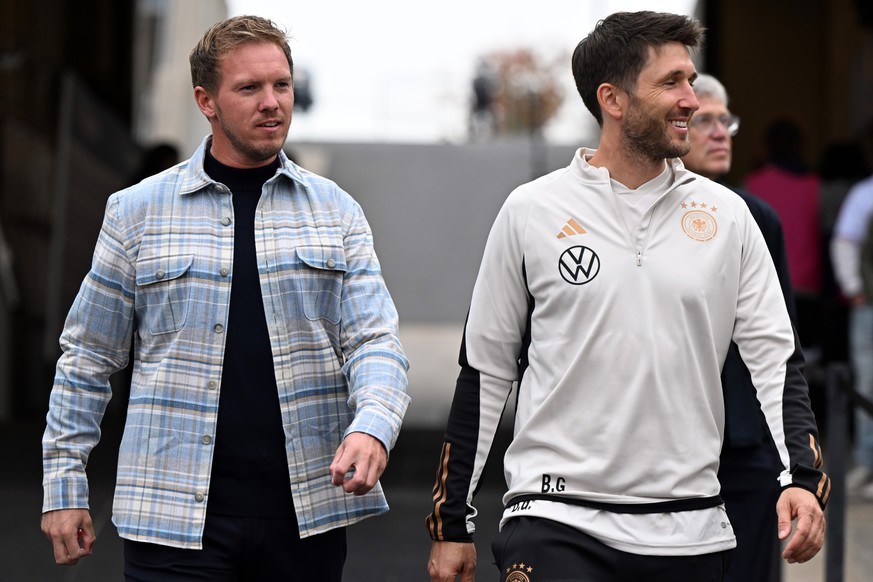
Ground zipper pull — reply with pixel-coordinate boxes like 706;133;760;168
636;250;642;266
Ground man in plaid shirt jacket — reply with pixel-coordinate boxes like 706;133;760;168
41;15;409;581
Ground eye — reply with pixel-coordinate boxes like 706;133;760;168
689;114;714;129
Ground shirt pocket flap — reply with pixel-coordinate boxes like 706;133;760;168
295;247;347;273
136;254;195;286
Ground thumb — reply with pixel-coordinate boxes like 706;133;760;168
330;441;349;486
79;519;97;554
776;496;792;540
331;440;346;466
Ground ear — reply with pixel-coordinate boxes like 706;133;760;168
597;82;626;123
194;86;216;121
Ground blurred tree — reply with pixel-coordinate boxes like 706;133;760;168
480;48;564;136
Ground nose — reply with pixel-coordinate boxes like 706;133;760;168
710;120;730;138
260;88;279;111
681;80;699;113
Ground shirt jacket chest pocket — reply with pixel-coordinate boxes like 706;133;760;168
293;245;348;326
134;254;195;335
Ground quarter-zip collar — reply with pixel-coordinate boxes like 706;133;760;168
568;148;698;266
568;147;697;190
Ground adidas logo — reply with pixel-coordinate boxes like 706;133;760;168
557;218;586;239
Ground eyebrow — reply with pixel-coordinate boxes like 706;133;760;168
663;69;697;81
234;75;292;86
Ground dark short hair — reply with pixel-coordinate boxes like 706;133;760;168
189;15;293;92
572;11;705;125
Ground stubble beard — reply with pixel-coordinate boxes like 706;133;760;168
215;107;288;165
623;102;691;163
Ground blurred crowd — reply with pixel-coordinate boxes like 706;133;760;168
737;117;873;501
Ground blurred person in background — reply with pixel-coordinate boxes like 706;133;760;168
745;119;823;357
469;58;497;141
819;141;870;244
40;15;409;581
426;11;827;582
128;143;181;186
831;152;873;501
817;141;870;380
680;73;791;582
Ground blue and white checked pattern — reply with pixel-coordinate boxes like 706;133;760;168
43;138;410;548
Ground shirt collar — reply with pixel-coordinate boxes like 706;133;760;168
178;136;309;195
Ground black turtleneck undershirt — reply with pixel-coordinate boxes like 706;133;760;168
203;149;294;517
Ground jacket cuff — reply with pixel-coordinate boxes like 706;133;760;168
42;476;90;513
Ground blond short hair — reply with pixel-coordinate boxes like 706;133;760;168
189;15;293;92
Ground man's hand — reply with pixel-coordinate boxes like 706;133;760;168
428;540;477;582
330;432;388;495
41;509;95;565
777;487;825;564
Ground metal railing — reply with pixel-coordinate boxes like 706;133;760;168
824;363;873;582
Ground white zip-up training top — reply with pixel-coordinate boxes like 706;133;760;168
427;149;828;555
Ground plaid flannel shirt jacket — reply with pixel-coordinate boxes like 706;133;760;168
42;138;410;548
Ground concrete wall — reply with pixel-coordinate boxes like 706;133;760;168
291;139;580;427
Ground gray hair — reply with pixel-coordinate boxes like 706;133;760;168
692;73;728;105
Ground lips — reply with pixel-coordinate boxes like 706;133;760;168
257;119;284;129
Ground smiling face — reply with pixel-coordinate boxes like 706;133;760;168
194;41;293;168
681;95;733;179
621;42;699;162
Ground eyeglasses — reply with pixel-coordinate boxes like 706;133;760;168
689;113;740;136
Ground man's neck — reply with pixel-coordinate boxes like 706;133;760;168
588;141;668;190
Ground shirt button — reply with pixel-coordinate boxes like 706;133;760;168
221;217;231;226
220;267;229;277
207;380;217;390
326;258;336;268
194;492;205;502
155;269;165;279
201;435;212;445
213;324;224;333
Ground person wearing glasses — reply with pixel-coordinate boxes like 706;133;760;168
745;119;823;373
681;73;792;582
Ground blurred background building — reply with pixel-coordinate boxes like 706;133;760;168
0;0;227;422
